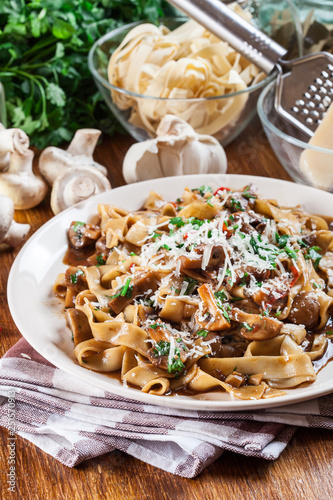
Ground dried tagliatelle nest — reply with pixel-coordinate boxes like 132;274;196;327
108;7;266;139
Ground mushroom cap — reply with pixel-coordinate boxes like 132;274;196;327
50;165;111;215
0;193;14;240
39;146;108;185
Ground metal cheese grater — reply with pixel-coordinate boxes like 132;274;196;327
167;0;333;137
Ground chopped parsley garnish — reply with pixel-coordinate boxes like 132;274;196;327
206;195;214;208
231;198;244;211
96;254;107;266
168;356;185;374
242;185;256;200
130;252;136;256
153;340;185;374
305;246;322;269
276;233;290;248
195;185;213;196
169;216;185;228
214;290;228;302
188;217;205;228
161;244;171;250
207;229;212;238
285;246;298;260
326;331;333;336
69;269;84;284
197;329;209;338
242;322;253;331
153;340;170;356
275;310;282;317
298;238;309;248
112;278;133;299
151;232;160;239
184;277;198;295
221;309;230;322
72;221;85;232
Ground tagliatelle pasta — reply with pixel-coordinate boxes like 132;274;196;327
54;184;333;400
107;6;266;138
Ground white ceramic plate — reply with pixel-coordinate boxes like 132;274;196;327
8;174;333;411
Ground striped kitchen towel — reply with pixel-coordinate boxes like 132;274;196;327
0;338;332;478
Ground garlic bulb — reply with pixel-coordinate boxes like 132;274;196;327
123;115;227;183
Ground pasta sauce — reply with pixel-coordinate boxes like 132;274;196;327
54;184;333;400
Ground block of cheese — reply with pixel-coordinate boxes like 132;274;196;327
299;103;333;190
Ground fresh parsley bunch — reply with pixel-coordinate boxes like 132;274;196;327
0;0;173;148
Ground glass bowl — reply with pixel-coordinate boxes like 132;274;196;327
88;16;276;146
258;78;333;192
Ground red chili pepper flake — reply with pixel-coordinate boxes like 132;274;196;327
183;233;188;240
290;265;300;287
129;263;135;272
214;186;231;196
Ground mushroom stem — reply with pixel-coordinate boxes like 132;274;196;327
0;150;48;209
8;149;34;174
0;128;30;172
0;193;30;248
3;219;30;247
67;129;101;157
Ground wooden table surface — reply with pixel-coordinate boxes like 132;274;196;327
1;118;332;500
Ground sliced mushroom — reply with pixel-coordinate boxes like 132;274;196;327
0;124;29;172
146;323;187;372
229;307;282;340
50;166;111;214
108;271;158;314
195;283;231;331
64;266;88;293
66;308;93;346
39;128;107;185
0;150;48;209
288;291;320;329
179;244;225;270
0;193;30;248
68;221;101;249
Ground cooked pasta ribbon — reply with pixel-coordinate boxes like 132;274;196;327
55;183;333;400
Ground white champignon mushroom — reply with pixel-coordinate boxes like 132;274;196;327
0;149;48;209
0;193;30;248
50;165;111;215
39;128;107;185
0;122;30;173
122;114;227;184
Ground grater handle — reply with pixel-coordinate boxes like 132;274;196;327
167;0;287;74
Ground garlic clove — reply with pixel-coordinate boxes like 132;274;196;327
122;114;227;184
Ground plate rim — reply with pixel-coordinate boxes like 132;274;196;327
7;173;333;411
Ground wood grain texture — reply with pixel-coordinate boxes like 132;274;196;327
1;118;332;500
